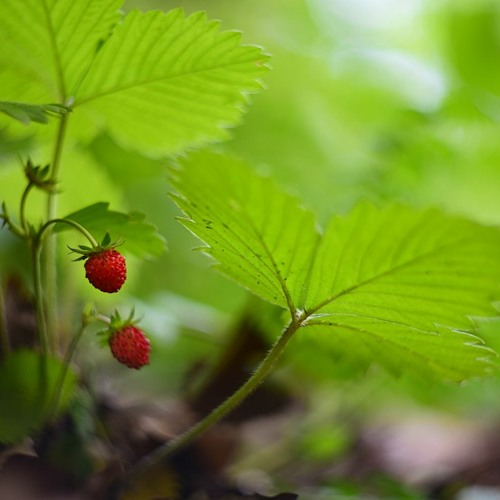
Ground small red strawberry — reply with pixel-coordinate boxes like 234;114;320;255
70;232;127;293
84;248;127;293
109;325;151;369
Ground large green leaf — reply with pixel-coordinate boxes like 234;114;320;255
170;151;319;311
74;9;270;155
170;153;500;381
0;351;77;444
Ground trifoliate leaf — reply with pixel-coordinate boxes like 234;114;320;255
170;151;319;311
0;351;77;444
56;202;167;258
170;153;500;381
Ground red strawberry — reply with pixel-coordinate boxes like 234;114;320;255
109;325;151;369
84;249;126;293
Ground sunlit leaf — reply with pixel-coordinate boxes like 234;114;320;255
170;151;319;311
171;154;500;381
75;9;270;155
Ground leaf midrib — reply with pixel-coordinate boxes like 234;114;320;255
73;55;264;107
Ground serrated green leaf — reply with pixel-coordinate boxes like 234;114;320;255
170;151;319;311
74;8;270;155
171;155;500;381
56;202;166;258
1;2;269;154
301;204;500;380
0;351;77;444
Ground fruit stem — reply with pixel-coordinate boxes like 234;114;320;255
19;182;34;235
47;317;87;421
33;241;50;354
38;218;99;248
127;315;301;483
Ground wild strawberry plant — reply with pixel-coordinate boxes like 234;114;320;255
0;0;268;446
0;0;499;496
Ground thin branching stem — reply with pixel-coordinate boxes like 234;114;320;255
126;315;302;486
33;241;49;354
39;218;99;248
19;183;34;235
47;319;87;421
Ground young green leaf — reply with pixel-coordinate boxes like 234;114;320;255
74;9;270;155
0;101;71;125
170;151;319;313
171;154;500;381
56;203;167;258
0;351;77;444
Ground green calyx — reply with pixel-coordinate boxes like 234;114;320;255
96;309;141;343
69;231;123;261
24;159;58;193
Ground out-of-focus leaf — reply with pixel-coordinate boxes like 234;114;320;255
0;101;71;125
0;351;77;444
57;202;167;258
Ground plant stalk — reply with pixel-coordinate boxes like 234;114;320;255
127;317;300;483
47;319;87;421
44;114;69;352
33;242;49;354
39;218;99;248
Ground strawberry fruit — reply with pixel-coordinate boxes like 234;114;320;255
109;325;151;369
84;249;127;293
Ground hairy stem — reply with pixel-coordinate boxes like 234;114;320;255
127;317;301;483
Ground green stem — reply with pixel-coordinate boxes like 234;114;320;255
44;113;69;352
47;319;87;421
33;241;49;354
39;218;99;247
19;183;34;235
127;316;301;483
